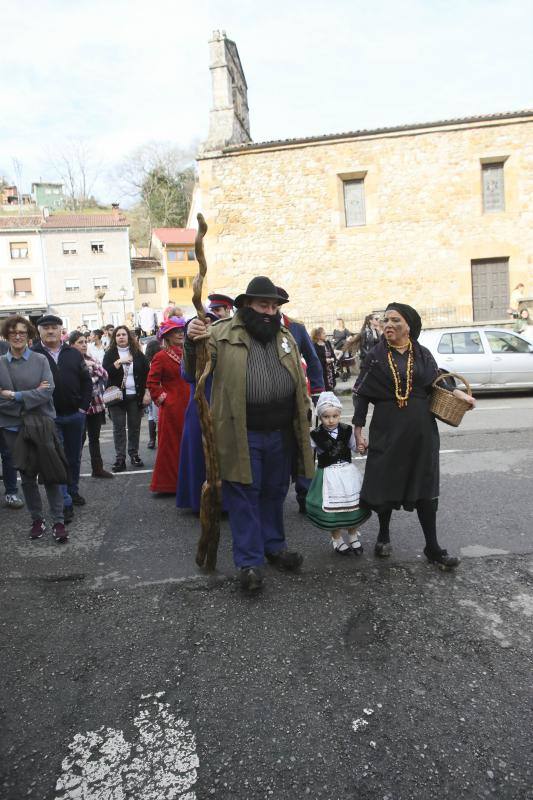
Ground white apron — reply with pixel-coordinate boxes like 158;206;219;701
322;462;362;512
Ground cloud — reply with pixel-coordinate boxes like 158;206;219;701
1;0;531;198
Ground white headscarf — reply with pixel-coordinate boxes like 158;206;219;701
315;391;342;419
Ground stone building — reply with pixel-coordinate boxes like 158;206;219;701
191;31;533;327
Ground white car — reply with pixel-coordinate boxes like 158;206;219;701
418;327;533;391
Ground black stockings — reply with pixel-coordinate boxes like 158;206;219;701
377;510;392;543
377;500;440;553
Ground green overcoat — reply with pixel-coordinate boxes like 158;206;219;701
183;314;315;485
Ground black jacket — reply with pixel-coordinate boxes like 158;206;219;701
12;413;69;483
32;342;92;415
103;347;149;407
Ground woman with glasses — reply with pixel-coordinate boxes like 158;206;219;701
0;315;68;542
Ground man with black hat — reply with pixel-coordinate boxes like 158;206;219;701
33;314;92;520
207;292;234;320
185;276;314;592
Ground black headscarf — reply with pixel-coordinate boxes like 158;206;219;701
385;302;422;340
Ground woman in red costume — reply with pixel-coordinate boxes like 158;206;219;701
147;317;190;493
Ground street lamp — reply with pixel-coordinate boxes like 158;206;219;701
119;286;126;323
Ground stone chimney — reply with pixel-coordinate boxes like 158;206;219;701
111;202;120;218
203;31;251;153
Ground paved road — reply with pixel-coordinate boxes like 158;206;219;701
1;395;532;799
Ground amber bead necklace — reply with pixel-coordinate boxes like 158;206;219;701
387;339;414;408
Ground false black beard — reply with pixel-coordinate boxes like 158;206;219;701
240;306;281;343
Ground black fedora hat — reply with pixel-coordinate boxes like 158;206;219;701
234;276;289;309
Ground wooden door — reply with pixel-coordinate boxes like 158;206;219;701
471;258;509;321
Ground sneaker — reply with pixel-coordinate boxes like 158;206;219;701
63;505;74;524
130;454;144;468
4;493;24;509
71;493;86;506
52;522;69;544
239;567;263;592
112;459;127;473
265;549;303;571
29;518;46;540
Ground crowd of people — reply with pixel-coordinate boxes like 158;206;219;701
0;284;476;589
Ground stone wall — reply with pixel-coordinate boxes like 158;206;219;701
196;117;533;322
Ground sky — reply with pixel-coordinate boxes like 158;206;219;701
1;0;531;204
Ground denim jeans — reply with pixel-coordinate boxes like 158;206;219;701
222;430;291;568
55;411;86;505
0;429;18;495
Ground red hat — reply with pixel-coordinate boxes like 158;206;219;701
157;316;186;340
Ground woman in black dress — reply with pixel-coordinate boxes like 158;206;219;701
311;327;336;390
352;302;475;568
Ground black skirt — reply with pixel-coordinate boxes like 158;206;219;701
360;392;439;513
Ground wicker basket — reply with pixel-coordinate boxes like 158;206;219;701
430;372;473;427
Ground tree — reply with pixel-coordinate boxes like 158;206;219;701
117;142;197;246
47;139;101;210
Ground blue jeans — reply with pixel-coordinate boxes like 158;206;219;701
55;411;86;505
222;430;291;568
0;429;18;495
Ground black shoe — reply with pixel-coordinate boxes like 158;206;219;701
71;493;86;506
130;454;144;468
265;549;303;571
63;505;74;524
239;567;263;592
374;541;392;558
112;459;126;473
423;547;460;570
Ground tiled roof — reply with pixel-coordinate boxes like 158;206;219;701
43;213;128;228
221;109;533;153
152;228;196;245
0;216;43;230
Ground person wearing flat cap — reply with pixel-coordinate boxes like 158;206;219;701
185;276;314;592
32;313;93;521
207;293;234;320
352;302;475;569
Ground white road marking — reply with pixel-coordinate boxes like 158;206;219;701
55;692;198;800
79;468;153;477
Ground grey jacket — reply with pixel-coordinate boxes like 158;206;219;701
0;350;56;429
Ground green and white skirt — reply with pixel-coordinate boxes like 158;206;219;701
306;466;371;531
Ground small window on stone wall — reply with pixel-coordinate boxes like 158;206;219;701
482;162;505;212
343;179;366;227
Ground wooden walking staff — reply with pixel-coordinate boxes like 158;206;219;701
191;213;222;570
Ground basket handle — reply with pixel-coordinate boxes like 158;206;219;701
432;371;472;396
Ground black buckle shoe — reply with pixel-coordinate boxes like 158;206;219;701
424;547;460;570
239;567;263;592
265;549;303;571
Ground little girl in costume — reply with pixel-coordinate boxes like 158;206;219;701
306;392;371;554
